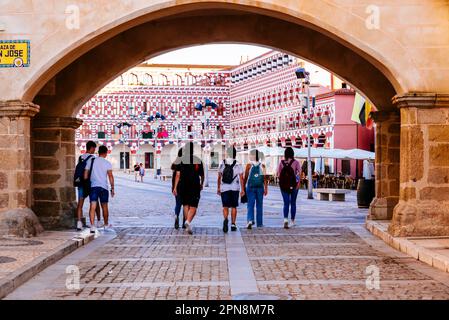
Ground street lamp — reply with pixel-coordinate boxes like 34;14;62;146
116;122;132;173
148;112;166;179
296;68;314;200
195;99;219;188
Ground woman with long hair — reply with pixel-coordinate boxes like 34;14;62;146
277;147;301;229
243;149;268;229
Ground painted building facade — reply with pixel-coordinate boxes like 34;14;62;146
76;51;373;176
76;64;231;170
229;51;373;176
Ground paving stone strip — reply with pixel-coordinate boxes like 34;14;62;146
245;242;362;247
103;244;224;247
85;257;227;262
78;281;230;289
249;255;382;260
225;229;259;297
258;279;438;285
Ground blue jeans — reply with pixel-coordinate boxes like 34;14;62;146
247;187;264;227
281;189;299;220
174;195;182;217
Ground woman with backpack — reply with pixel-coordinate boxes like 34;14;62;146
243;150;268;229
277;147;302;229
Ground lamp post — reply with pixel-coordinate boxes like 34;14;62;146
131;111;148;166
196;99;219;188
148;112;166;179
296;68;314;200
116;122;132;173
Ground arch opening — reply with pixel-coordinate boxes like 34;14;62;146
27;6;399;119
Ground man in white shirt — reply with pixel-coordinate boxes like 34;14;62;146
84;145;115;233
217;147;245;233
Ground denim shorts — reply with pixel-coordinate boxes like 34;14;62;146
90;187;109;203
221;191;239;208
77;187;89;199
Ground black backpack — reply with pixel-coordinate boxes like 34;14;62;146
279;160;297;193
222;160;237;184
73;155;93;187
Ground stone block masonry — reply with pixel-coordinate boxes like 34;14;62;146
0;101;43;237
389;94;449;237
32;117;83;230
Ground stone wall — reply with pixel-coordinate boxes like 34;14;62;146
389;94;449;236
368;112;400;220
0;101;43;236
32;117;82;229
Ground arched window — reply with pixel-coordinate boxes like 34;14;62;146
143;73;153;86
128;73;139;85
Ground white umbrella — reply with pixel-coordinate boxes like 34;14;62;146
293;148;375;160
344;149;375;160
249;146;285;157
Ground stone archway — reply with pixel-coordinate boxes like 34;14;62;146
1;1;448;236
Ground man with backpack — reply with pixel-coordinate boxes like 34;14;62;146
74;141;100;231
277;147;302;229
243;150;268;229
217;147;245;233
84;145;115;234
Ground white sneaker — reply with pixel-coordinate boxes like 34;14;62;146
103;224;113;232
96;221;104;228
185;221;193;235
283;219;289;229
76;221;83;231
90;226;97;234
290;220;296;228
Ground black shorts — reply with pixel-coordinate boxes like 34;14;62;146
181;191;201;208
221;191;239;208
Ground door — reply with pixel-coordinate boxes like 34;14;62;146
120;152;130;170
145;152;154;169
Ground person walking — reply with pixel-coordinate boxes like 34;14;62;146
244;150;268;229
74;141;101;231
139;163;145;183
172;142;204;235
84;145;115;233
134;163;140;182
217;147;245;233
277;147;301;229
171;148;184;229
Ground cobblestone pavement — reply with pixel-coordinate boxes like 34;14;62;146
6;173;449;300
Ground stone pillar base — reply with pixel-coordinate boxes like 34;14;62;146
0;208;44;237
389;200;449;237
368;197;399;220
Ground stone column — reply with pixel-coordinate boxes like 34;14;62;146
32;117;83;230
368;111;400;220
0;101;44;237
389;93;449;237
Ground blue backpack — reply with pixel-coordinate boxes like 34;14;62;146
248;164;264;188
73;155;93;187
